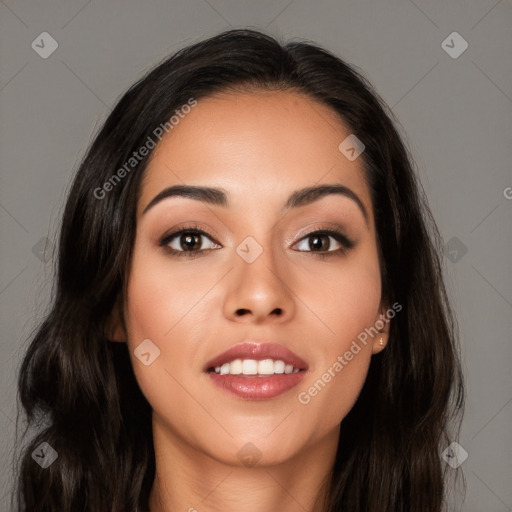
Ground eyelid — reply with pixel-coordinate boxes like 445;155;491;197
159;222;220;244
159;225;219;247
293;222;354;245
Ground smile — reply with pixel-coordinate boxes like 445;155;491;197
204;342;309;400
211;358;300;376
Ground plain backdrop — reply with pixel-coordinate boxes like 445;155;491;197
1;1;511;511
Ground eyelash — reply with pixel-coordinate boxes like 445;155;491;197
159;223;355;260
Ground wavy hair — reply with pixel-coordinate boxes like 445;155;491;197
14;28;465;511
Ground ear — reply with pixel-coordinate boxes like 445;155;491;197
371;302;392;355
106;297;127;343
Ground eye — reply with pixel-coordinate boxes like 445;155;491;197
160;226;221;258
293;228;354;258
159;225;354;259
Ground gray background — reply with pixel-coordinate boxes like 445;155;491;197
1;1;511;510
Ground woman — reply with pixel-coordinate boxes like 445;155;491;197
15;29;465;511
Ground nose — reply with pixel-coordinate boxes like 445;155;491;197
222;241;296;324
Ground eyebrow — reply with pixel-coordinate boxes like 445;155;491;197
141;183;368;223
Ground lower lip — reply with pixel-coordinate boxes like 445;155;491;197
207;371;307;400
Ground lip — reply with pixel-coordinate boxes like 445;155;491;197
203;342;309;371
208;371;307;400
204;342;309;401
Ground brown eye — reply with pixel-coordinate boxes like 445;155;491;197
293;229;354;257
178;232;202;251
160;228;221;257
297;233;339;252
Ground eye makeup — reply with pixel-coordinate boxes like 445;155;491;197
158;222;356;260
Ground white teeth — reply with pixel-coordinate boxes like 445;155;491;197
229;359;243;375
273;360;285;374
242;359;258;375
212;359;300;375
257;359;274;375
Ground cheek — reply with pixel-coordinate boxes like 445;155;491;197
122;244;204;383
122;249;217;440
124;242;213;345
293;251;381;425
296;248;382;344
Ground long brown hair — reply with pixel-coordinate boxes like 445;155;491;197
15;29;465;511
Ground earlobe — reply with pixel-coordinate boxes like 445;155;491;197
371;304;391;354
372;334;387;354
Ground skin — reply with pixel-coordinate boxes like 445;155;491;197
110;90;389;512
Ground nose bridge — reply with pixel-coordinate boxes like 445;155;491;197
223;231;295;321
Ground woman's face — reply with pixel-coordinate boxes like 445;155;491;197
115;90;387;467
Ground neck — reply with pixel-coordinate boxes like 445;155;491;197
148;415;338;512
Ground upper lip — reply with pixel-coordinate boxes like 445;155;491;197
204;342;309;371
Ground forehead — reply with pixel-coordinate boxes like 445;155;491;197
138;90;373;225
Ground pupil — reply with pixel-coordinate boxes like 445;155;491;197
311;235;327;251
182;233;199;251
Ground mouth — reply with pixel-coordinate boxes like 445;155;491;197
203;342;309;400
